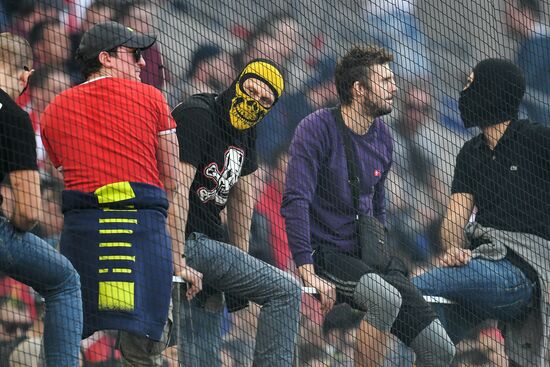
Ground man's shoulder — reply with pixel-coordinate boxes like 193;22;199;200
516;119;550;136
41;87;75;122
59;84;79;100
46;82;86;107
293;108;334;141
515;120;550;151
288;109;336;155
172;93;218;124
174;93;217;111
0;89;15;111
0;91;29;126
297;108;334;132
129;79;163;95
103;78;165;102
82;77;163;98
461;132;483;151
452;134;483;163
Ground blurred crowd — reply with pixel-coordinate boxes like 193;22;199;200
0;0;548;365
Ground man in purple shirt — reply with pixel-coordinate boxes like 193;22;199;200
282;46;455;367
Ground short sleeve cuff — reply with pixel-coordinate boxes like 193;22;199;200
293;252;314;267
158;128;176;136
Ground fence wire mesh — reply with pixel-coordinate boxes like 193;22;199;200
0;0;549;366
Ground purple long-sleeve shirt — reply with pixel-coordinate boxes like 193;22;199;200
281;108;393;266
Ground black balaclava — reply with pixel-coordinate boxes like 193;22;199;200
459;59;526;128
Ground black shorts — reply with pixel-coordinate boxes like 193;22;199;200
314;249;437;346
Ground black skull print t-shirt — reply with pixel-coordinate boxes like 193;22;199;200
172;93;258;241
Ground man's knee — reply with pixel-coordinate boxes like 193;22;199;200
289;275;303;301
68;266;81;288
352;273;402;332
411;319;456;367
55;263;81;296
276;271;302;307
411;272;432;293
118;320;172;367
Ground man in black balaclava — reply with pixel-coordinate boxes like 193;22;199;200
408;58;550;366
171;59;301;367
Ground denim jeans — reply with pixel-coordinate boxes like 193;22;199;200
412;258;535;343
387;259;535;366
179;232;302;367
0;217;82;366
178;296;224;366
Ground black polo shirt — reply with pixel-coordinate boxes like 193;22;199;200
451;119;550;240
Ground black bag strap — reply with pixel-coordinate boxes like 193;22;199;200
330;107;361;219
330;108;395;270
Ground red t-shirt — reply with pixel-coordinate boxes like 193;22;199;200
41;77;176;192
256;180;291;270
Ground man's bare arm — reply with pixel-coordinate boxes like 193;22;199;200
157;133;202;299
177;161;196;244
9;170;42;231
439;192;475;266
226;173;257;252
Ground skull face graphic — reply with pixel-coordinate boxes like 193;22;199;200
228;91;268;130
197;147;245;206
225;59;284;130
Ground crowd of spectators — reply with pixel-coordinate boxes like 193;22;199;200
0;0;548;365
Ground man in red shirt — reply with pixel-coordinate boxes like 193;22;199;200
41;21;202;366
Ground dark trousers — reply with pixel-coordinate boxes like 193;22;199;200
314;249;437;345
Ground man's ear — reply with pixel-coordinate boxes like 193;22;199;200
19;67;33;83
98;51;113;67
18;68;33;96
352;80;366;98
17;69;27;85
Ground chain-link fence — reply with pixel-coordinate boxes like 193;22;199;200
0;0;549;366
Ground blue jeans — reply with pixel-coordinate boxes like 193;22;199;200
178;296;224;366
179;233;302;367
412;258;535;343
0;217;82;366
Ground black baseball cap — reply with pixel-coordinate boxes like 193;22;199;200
76;21;156;61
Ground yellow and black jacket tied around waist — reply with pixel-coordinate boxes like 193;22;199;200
61;182;172;341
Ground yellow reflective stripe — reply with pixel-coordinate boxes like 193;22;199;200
99;218;138;224
99;242;132;248
94;182;136;204
98;281;134;311
102;208;138;212
99;255;135;261
112;268;132;274
99;229;133;234
98;269;109;274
